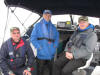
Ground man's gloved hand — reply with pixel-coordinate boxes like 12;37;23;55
23;70;31;75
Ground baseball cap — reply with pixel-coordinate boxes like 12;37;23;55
78;16;88;22
43;10;52;14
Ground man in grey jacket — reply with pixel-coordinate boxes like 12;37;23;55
53;16;97;75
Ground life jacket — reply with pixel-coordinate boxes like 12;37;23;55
67;29;94;49
7;38;26;61
39;19;55;43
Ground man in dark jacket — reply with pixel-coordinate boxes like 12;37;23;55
0;27;35;75
53;16;97;75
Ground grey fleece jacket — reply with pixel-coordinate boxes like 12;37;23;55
64;28;97;59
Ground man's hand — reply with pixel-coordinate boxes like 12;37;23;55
65;52;73;60
23;70;31;75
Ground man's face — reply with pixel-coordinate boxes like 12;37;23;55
43;13;51;22
79;21;89;30
11;29;20;43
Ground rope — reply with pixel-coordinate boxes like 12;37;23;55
23;12;33;25
9;7;35;32
31;16;42;27
9;7;27;30
2;7;41;44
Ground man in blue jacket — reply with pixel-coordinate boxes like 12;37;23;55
30;10;59;75
0;27;35;75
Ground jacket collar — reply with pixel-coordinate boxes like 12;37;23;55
12;38;24;49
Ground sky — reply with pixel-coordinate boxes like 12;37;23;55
0;0;100;46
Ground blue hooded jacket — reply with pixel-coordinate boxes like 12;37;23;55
30;18;59;60
78;24;94;32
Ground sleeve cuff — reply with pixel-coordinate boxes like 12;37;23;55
8;71;14;74
27;67;34;71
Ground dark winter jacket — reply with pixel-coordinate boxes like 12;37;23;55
0;38;35;74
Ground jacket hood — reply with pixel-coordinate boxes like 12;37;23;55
78;24;94;32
